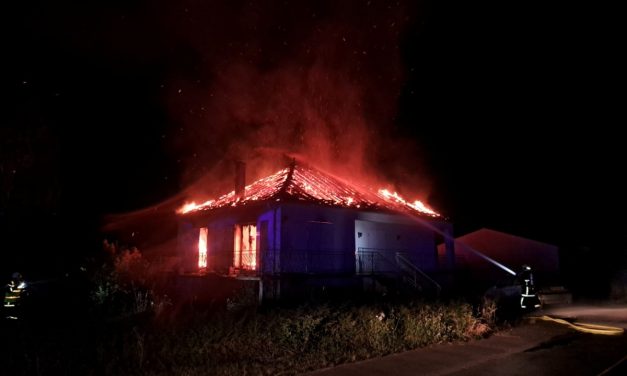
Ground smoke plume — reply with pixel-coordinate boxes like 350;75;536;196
160;1;431;201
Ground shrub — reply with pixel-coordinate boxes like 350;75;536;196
1;299;495;376
89;240;169;319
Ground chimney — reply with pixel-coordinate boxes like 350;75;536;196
235;160;246;197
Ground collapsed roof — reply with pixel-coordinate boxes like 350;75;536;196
179;161;441;218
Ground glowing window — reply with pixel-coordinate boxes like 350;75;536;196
198;227;208;269
233;224;257;270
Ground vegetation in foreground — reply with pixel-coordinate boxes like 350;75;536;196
1;243;495;375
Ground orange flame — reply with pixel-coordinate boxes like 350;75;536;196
178;167;291;214
198;228;208;268
176;165;440;218
377;189;440;217
178;201;213;214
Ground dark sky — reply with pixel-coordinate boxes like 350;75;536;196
2;1;624;276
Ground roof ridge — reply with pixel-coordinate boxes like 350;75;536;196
179;159;442;219
274;158;296;199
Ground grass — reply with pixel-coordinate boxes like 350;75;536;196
1;297;494;375
0;244;496;375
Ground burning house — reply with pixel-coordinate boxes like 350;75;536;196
176;160;454;300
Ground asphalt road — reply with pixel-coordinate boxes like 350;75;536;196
541;304;627;329
310;303;627;376
448;324;627;376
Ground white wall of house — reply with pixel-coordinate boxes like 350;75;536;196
178;203;454;276
279;203;451;274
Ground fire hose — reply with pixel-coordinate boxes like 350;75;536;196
529;315;624;336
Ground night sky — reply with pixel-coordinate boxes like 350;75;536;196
2;1;624;280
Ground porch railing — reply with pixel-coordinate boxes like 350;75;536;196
395;253;441;295
227;248;440;295
262;250;355;274
356;248;441;295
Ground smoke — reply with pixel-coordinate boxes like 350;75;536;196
160;0;432;202
99;1;436;249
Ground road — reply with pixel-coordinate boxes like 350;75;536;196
447;323;627;375
309;303;627;376
542;303;627;329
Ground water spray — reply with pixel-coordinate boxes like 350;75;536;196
456;243;517;276
405;214;517;276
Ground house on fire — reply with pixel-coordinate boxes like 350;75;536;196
176;161;454;299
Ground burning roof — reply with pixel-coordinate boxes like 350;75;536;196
179;162;441;218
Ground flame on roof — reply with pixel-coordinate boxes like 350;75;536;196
178;162;440;218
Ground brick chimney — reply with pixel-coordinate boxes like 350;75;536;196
235;160;246;197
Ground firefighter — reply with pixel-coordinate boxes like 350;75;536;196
518;265;541;310
4;272;26;319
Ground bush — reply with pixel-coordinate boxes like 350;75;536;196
89;240;169;319
0;297;493;376
6;241;494;375
124;300;491;375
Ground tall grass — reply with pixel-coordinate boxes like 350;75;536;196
0;243;494;375
2;297;493;375
84;300;491;375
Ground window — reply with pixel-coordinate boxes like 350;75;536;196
234;224;257;270
198;227;208;269
434;231;444;268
